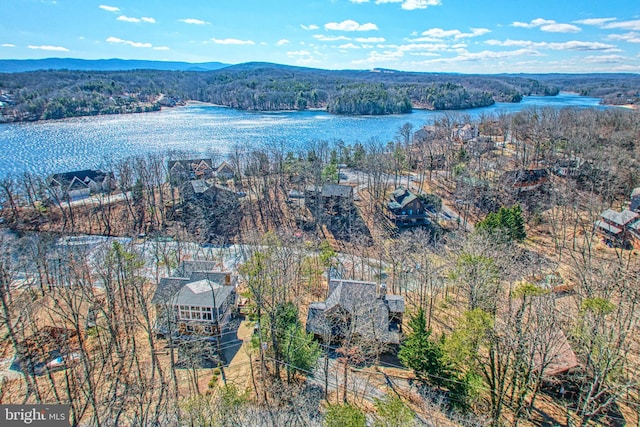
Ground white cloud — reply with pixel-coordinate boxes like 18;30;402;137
485;39;619;52
512;18;555;28
99;5;119;13
1;43;16;47
421;28;460;38
287;50;311;57
277;39;290;46
573;17;617;26
607;32;640;43
314;34;351;41
512;18;581;33
325;20;378;31
401;0;441;10
582;54;625;63
106;36;152;48
419;27;491;40
540;23;580;33
355;37;385;43
117;15;155;24
338;43;360;49
603;20;640;31
373;0;441;9
27;45;69;51
300;24;319;30
179;18;209;25
211;38;255;45
117;16;140;23
353;49;404;64
350;0;370;3
153;46;170;51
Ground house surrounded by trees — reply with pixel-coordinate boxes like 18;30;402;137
152;261;238;336
386;187;429;227
306;279;404;345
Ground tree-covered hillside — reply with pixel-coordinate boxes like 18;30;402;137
0;62;563;122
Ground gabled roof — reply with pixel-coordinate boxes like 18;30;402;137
601;209;639;227
325;280;378;314
217;161;234;174
173;279;234;309
67;176;91;191
48;169;110;188
321;184;353;198
389;187;419;209
168;159;213;171
306;279;404;344
594;220;622;235
176;260;227;277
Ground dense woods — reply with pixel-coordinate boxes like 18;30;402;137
1;105;640;426
0;62;566;122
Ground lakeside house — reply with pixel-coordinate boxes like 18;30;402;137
47;169;115;201
306;279;404;346
168;159;215;184
152;261;238;337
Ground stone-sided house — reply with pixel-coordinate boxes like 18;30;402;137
47;169;115;201
168;159;215;185
386;187;428;227
306;279;405;346
152;261;237;336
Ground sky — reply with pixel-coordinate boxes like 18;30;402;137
1;0;640;73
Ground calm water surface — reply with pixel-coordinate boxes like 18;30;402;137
0;93;608;177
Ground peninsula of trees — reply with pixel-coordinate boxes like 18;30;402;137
0;62;562;122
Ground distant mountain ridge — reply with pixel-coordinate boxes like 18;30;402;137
0;58;230;73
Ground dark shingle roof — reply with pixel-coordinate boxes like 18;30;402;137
321;184;353;198
48;169;110;188
389;187;418;209
306;280;404;344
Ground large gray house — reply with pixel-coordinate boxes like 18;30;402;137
153;261;237;336
306;279;404;345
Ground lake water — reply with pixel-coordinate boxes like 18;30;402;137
0;93;609;177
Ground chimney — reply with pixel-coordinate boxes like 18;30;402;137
378;283;387;300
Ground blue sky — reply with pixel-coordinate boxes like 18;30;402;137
1;0;639;73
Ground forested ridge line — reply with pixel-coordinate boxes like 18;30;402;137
0;62;562;122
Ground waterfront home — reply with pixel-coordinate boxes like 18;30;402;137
47;169;115;201
168;159;215;184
